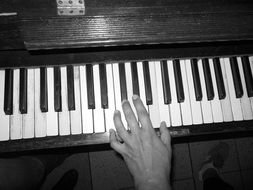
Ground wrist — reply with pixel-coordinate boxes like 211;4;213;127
135;181;171;190
134;175;171;190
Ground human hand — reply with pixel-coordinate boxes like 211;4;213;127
109;95;172;190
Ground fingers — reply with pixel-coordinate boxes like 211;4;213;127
132;95;153;131
160;121;171;150
113;110;129;140
122;100;140;134
116;131;124;143
109;129;125;155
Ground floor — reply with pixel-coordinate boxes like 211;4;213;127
41;137;253;190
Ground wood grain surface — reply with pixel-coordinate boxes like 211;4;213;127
1;0;252;50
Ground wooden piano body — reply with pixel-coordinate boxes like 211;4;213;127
0;0;253;153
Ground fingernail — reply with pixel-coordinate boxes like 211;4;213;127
114;110;120;115
109;129;114;134
121;99;128;105
161;121;167;127
132;94;139;100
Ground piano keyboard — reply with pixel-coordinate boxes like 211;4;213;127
1;56;253;142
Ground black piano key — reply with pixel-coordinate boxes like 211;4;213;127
241;56;253;97
191;59;202;101
131;62;140;96
99;64;108;109
4;69;13;115
118;63;128;101
142;61;152;105
213;58;226;100
86;64;95;109
40;67;48;112
161;60;171;104
67;65;75;111
230;57;243;98
19;68;27;114
54;67;62;112
202;58;214;100
173;59;185;103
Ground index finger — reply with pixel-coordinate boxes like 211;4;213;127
113;110;129;141
132;95;154;131
122;100;140;135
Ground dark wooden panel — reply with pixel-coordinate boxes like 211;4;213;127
0;0;15;12
16;1;253;17
1;0;253;50
0;42;252;68
9;0;252;15
0;16;24;50
21;14;253;50
17;1;253;50
0;120;253;153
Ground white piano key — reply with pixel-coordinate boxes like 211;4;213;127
22;69;35;139
0;70;9;141
198;59;213;124
167;60;182;126
125;62;137;118
154;61;171;127
250;56;253;73
136;61;148;111
10;69;22;139
237;57;253;120
209;59;224;122
148;61;161;128
46;67;58;136
105;64;116;131
224;58;243;121
219;58;233;122
80;65;93;134
112;63;127;129
180;60;193;125
93;64;105;133
70;66;82;135
249;56;253;113
34;68;47;138
59;66;70;136
185;60;203;124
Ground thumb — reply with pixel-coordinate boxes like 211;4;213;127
159;121;171;151
109;129;126;155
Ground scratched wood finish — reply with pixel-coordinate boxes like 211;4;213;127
21;11;253;49
11;0;253;50
0;0;253;50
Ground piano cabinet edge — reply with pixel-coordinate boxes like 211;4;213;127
0;120;253;154
0;42;253;69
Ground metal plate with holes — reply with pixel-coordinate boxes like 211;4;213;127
57;0;85;16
